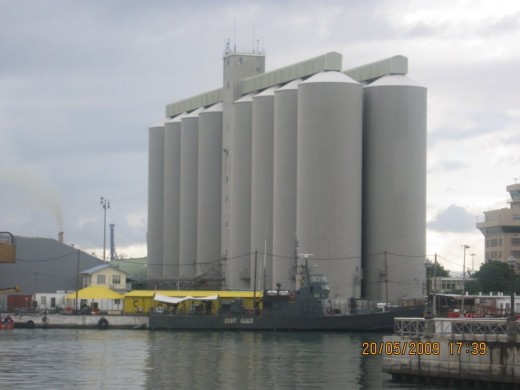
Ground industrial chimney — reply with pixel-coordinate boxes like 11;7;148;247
109;224;116;261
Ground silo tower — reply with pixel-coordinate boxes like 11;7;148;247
227;94;254;289
362;74;427;304
251;86;278;289
273;79;301;290
163;113;185;279
147;121;165;279
297;71;363;300
197;103;223;277
179;108;204;279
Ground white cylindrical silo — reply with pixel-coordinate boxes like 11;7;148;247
179;107;204;280
163;113;185;279
362;75;427;304
273;79;300;290
147;121;165;279
197;103;223;276
251;86;278;290
228;94;254;290
297;71;363;300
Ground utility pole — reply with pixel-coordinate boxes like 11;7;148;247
253;250;258;311
461;244;470;315
76;249;80;311
433;254;438;316
384;251;389;310
100;197;110;261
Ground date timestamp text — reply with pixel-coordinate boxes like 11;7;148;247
361;341;487;356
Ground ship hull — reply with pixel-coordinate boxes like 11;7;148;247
148;306;423;332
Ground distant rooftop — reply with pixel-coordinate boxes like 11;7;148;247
82;263;131;275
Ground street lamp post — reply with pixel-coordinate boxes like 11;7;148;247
433;255;439;316
507;255;517;320
470;252;476;273
461;244;470;316
424;258;433;319
100;197;110;261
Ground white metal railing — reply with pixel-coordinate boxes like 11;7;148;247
394;317;520;337
394;317;425;336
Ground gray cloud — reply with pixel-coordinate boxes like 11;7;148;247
1;0;519;260
428;205;476;233
428;160;467;175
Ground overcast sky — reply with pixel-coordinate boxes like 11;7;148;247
1;0;519;273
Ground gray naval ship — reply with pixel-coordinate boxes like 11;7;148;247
148;273;424;332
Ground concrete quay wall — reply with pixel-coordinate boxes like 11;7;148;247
10;313;148;330
382;318;520;386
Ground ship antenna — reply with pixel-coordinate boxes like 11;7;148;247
300;254;314;287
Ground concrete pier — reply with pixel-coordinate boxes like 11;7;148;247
383;317;520;387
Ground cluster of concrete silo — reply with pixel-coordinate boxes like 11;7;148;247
148;51;426;304
148;105;224;283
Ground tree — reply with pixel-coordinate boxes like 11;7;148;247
471;260;520;294
465;279;482;295
426;262;450;279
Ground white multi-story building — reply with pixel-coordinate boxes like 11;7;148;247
477;183;520;263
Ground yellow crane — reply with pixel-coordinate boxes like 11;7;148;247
0;232;16;263
0;286;20;294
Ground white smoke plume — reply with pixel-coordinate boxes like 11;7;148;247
3;168;64;232
0;140;63;232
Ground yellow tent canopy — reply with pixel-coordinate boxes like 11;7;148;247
65;286;123;300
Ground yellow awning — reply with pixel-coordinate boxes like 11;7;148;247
65;286;123;300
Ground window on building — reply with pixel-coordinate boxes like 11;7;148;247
511;251;520;258
41;296;46;305
490;239;498;247
97;275;106;284
512;238;520;246
112;275;121;285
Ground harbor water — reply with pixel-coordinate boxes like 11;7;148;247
0;329;447;389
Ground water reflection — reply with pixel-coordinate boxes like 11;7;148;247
145;332;385;389
0;329;150;389
0;329;445;389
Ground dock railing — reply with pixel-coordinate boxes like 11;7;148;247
394;317;520;341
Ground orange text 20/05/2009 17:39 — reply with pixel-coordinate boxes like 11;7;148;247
361;341;487;356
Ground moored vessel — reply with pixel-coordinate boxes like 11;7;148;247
148;273;423;331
